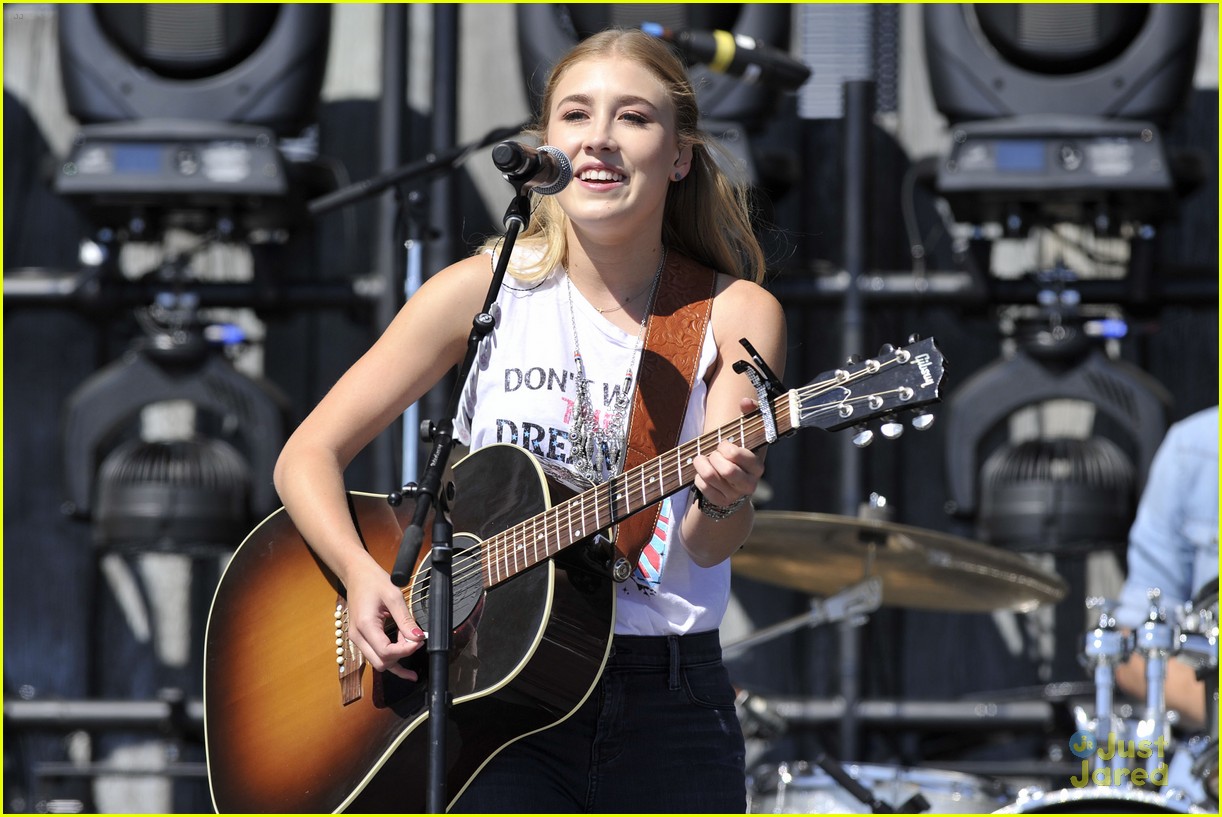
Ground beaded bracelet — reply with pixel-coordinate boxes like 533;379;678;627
694;486;749;521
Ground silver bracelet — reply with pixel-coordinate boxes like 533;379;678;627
694;487;749;521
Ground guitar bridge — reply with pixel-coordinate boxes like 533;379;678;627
335;597;364;706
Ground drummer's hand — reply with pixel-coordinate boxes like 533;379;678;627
344;560;425;681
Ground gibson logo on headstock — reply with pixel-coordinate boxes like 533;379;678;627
915;353;936;387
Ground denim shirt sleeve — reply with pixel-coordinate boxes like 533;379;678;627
1115;408;1220;629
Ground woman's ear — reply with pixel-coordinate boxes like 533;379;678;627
673;143;694;182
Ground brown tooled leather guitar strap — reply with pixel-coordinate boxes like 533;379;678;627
613;251;718;572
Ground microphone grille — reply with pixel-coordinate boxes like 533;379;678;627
534;145;573;195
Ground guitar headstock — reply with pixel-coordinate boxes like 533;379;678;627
793;336;945;442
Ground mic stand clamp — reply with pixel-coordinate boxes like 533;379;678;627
384;178;534;813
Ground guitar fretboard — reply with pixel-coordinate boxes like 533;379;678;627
461;337;940;589
479;397;796;587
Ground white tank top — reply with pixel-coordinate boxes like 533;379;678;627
454;255;726;636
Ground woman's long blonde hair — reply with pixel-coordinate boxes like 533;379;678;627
483;28;766;284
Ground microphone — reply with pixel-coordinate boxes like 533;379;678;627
641;22;812;92
491;142;572;195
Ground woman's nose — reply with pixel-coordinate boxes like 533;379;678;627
583;116;617;153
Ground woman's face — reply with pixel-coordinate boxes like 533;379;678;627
545;55;691;242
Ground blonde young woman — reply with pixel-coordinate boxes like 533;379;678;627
273;29;787;812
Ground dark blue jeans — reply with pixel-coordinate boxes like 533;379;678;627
452;630;746;813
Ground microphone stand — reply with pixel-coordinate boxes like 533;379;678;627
307;121;528;217
387;177;535;814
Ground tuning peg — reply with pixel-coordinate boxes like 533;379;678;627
851;425;875;448
907;332;922;344
879;418;905;440
911;410;935;431
877;343;895;356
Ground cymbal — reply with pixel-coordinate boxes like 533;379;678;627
733;511;1068;613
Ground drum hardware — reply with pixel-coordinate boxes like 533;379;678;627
962;680;1097;708
812;753;929;814
1177;584;1219;735
730;693;1056;730
733;511;1069;613
1135;588;1177;776
723;577;883;659
747;759;1016;814
1186;735;1219;806
995;784;1204;813
732;509;1069;769
1004;587;1218;814
1079;596;1134;777
734;688;789;742
1180;581;1219;803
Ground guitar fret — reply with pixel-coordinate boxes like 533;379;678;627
568;496;582;542
540;510;550;559
606;481;617;524
576;492;587;544
549;506;560;557
533;512;542;563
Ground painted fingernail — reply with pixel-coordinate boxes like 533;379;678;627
411;627;425;638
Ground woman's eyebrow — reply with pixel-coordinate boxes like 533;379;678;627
556;93;660;111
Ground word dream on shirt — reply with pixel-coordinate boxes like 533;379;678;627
498;365;627;467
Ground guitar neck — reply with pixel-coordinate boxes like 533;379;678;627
480;393;797;587
474;334;946;588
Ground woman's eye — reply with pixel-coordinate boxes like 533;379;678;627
560;110;588;122
621;112;649;125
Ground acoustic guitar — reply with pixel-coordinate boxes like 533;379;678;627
203;337;945;812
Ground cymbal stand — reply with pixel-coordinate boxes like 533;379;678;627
1080;597;1132;777
722;578;883;659
1134;588;1175;776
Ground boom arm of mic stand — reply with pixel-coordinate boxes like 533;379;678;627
307;121;529;216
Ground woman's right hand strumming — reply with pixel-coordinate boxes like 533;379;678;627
341;554;426;682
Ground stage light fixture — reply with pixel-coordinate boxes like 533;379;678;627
922;4;1202;231
53;4;333;236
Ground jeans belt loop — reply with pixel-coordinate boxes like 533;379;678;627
667;634;681;691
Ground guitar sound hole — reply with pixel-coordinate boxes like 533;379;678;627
409;539;485;630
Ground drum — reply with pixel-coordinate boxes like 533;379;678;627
995;785;1202;813
747;760;1014;814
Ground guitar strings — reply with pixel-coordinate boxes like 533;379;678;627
404;360;916;609
404;392;895;611
402;373;904;609
402;407;774;609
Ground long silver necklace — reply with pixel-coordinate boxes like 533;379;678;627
566;247;666;484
